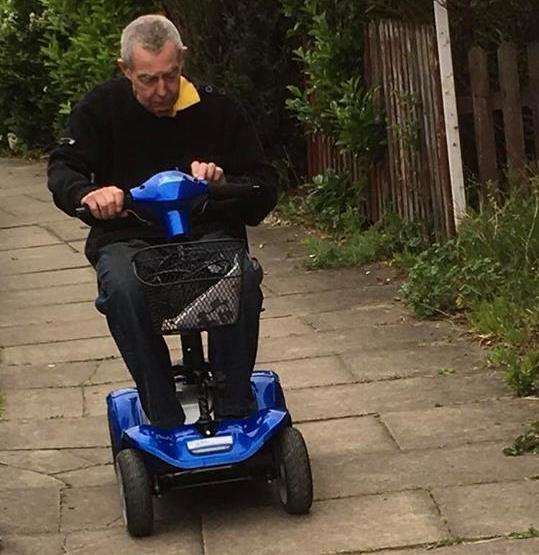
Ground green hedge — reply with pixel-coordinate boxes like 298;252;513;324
0;0;157;153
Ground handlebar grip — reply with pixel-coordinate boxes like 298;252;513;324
208;182;261;199
75;191;133;218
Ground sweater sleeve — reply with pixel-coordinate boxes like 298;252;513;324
203;99;278;226
47;94;104;217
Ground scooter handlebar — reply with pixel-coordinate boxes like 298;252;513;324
75;191;133;218
207;182;261;199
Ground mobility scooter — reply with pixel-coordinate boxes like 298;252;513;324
78;170;313;536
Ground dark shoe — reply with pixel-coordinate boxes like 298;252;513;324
151;403;186;429
214;398;258;421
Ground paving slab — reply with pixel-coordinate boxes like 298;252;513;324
0;225;61;250
266;355;354;389
66;447;112;465
0;463;64;489
302;302;410;332
0;361;97;389
0;300;96;327
262;263;398;295
61;485;123;532
433;481;539;538
202;490;447;555
0;282;97;312
65;523;203;555
89;359;131;385
0;244;87;274
259;315;314;338
0;386;83;419
343;342;487;381
0;266;94;291
2;336;119;365
0;487;60;534
285;373;510;422
311;443;539;500
382;398;539;449
257;321;459;363
1;195;68;221
83;382;133;416
0;317;108;347
297;415;397;458
263;285;399;317
0;415;108;449
0;534;65;555
379;538;539;554
43;219;90;242
56;463;115;487
0;448;96;474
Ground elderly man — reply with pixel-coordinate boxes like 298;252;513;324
48;14;277;428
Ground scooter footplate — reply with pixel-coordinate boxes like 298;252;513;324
124;409;288;469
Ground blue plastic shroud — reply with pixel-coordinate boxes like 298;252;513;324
131;170;208;238
107;371;288;472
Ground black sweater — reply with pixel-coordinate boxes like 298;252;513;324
47;77;277;264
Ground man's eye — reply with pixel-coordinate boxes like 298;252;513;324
139;76;156;85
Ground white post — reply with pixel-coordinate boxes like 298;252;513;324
434;0;466;229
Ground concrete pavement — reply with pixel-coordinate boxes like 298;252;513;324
0;158;537;554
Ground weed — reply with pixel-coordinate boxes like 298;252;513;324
507;527;539;539
428;536;464;549
438;368;456;376
503;422;539;456
401;184;539;395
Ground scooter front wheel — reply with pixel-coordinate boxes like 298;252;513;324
274;426;313;514
116;449;154;537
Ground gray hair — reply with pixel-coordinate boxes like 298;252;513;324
121;15;185;67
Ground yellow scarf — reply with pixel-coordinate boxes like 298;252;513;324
171;76;200;116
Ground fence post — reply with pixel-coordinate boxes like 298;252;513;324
498;42;526;175
468;46;498;188
528;43;539;162
433;0;466;229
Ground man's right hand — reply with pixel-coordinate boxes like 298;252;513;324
80;186;127;219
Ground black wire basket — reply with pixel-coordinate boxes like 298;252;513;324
132;239;246;334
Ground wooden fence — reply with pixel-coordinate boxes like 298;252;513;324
460;42;539;188
306;23;539;235
307;20;455;237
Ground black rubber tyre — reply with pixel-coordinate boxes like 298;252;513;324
116;449;154;537
274;427;313;514
108;418;120;461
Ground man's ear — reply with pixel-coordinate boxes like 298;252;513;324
178;46;188;70
117;59;131;79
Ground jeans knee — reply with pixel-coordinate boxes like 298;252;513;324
95;246;144;315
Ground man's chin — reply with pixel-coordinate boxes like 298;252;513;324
153;108;172;117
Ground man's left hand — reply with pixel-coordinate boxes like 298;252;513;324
191;161;225;184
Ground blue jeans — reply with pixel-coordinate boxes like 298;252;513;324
95;238;263;428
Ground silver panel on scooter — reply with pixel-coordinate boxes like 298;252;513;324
175;381;202;424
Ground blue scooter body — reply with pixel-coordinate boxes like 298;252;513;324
107;371;289;474
102;170;293;482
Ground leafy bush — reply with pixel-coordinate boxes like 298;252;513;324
41;0;157;135
281;0;385;160
304;214;426;269
0;0;157;151
0;0;53;151
401;183;539;395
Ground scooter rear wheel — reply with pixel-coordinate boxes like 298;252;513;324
274;427;313;514
116;449;154;537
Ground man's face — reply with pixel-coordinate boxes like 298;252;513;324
120;40;182;117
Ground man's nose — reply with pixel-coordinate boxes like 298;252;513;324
156;78;167;97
